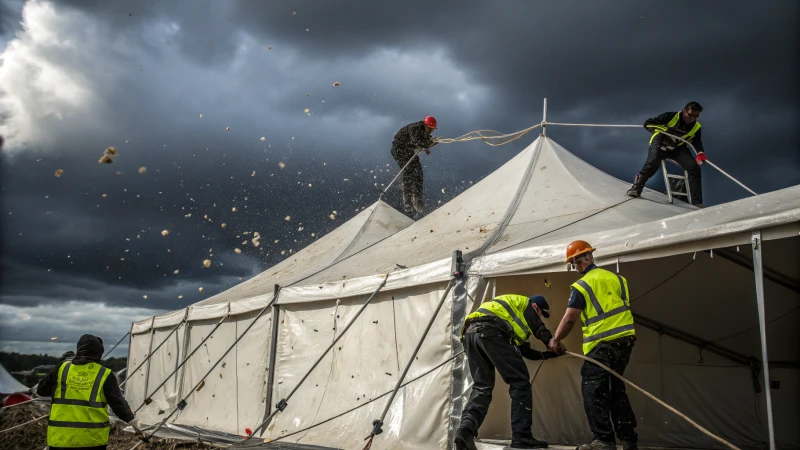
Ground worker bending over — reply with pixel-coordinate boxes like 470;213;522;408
38;335;139;450
455;294;560;450
627;102;706;207
390;116;438;216
549;241;638;450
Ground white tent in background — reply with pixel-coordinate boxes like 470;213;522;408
0;362;28;394
125;132;799;450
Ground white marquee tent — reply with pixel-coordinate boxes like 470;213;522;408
125;133;799;450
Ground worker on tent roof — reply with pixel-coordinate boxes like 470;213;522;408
627;102;706;207
390;116;438;217
37;335;139;450
455;294;560;450
549;241;638;450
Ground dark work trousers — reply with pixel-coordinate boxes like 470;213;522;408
636;142;703;205
581;336;638;444
390;145;424;208
460;329;534;443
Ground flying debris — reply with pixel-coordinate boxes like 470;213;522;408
173;270;179;274
226;127;230;131
252;232;261;247
278;162;286;169
125;140;129;144
203;259;212;268
329;214;335;220
138;166;147;174
333;81;340;87
252;171;256;176
260;137;266;141
143;295;148;299
199;287;204;293
235;248;242;254
284;216;291;221
268;46;271;50
304;108;309;113
178;295;183;299
98;155;113;164
221;223;227;228
161;230;169;236
199;114;204;118
185;214;192;218
54;169;64;177
232;207;237;212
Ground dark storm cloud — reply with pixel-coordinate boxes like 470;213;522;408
1;0;798;354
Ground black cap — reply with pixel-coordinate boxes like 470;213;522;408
528;295;550;318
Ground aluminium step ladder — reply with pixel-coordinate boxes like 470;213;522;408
661;158;692;204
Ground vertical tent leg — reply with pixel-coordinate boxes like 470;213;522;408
752;230;776;450
261;301;281;436
143;317;156;400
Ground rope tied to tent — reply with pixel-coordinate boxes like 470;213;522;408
565;351;741;450
246;275;390;440
101;331;130;360
0;413;49;435
136;295;274;446
132;309;225;413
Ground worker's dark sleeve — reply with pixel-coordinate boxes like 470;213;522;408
567;288;586;310
518;343;560;361
643;112;675;133
523;308;553;346
409;122;435;149
692;127;704;153
36;364;61;397
103;372;135;422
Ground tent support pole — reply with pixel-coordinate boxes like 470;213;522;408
262;297;280;435
752;231;776;450
142;317;156;399
542;98;547;137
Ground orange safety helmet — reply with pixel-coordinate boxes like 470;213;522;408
423;116;438;129
565;240;596;263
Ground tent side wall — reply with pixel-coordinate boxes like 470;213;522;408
475;238;799;450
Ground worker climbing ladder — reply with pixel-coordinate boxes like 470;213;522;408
661;158;692;205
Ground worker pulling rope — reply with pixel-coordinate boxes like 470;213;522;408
564;351;741;450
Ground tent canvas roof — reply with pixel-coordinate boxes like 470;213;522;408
139;136;799;326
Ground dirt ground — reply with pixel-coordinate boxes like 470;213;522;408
0;402;224;450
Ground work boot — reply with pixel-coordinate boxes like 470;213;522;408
626;174;645;198
510;437;548;448
576;440;616;450
622;441;637;450
454;427;478;450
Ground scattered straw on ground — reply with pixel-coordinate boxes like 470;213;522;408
0;403;221;450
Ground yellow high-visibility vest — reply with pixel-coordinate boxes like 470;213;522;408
464;294;533;345
649;112;701;146
47;361;112;448
571;268;635;354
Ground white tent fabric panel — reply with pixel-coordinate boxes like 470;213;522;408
124;331;151;410
235;310;273;433
295;143;536;286
177;320;238;432
194;200;413;307
263;283;455;449
137;325;186;425
0;362;28;393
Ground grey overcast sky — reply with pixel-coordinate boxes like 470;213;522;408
1;0;798;357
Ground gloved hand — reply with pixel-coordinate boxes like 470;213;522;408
541;351;561;359
128;418;141;432
695;152;707;165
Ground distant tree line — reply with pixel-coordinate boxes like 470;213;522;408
0;352;127;388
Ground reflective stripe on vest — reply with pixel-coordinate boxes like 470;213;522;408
649;112;701;146
48;361;112;448
571;268;635;354
465;295;533;345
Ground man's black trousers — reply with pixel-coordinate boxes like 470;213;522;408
581;336;638;444
390;146;423;206
636;142;703;205
460;328;534;443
